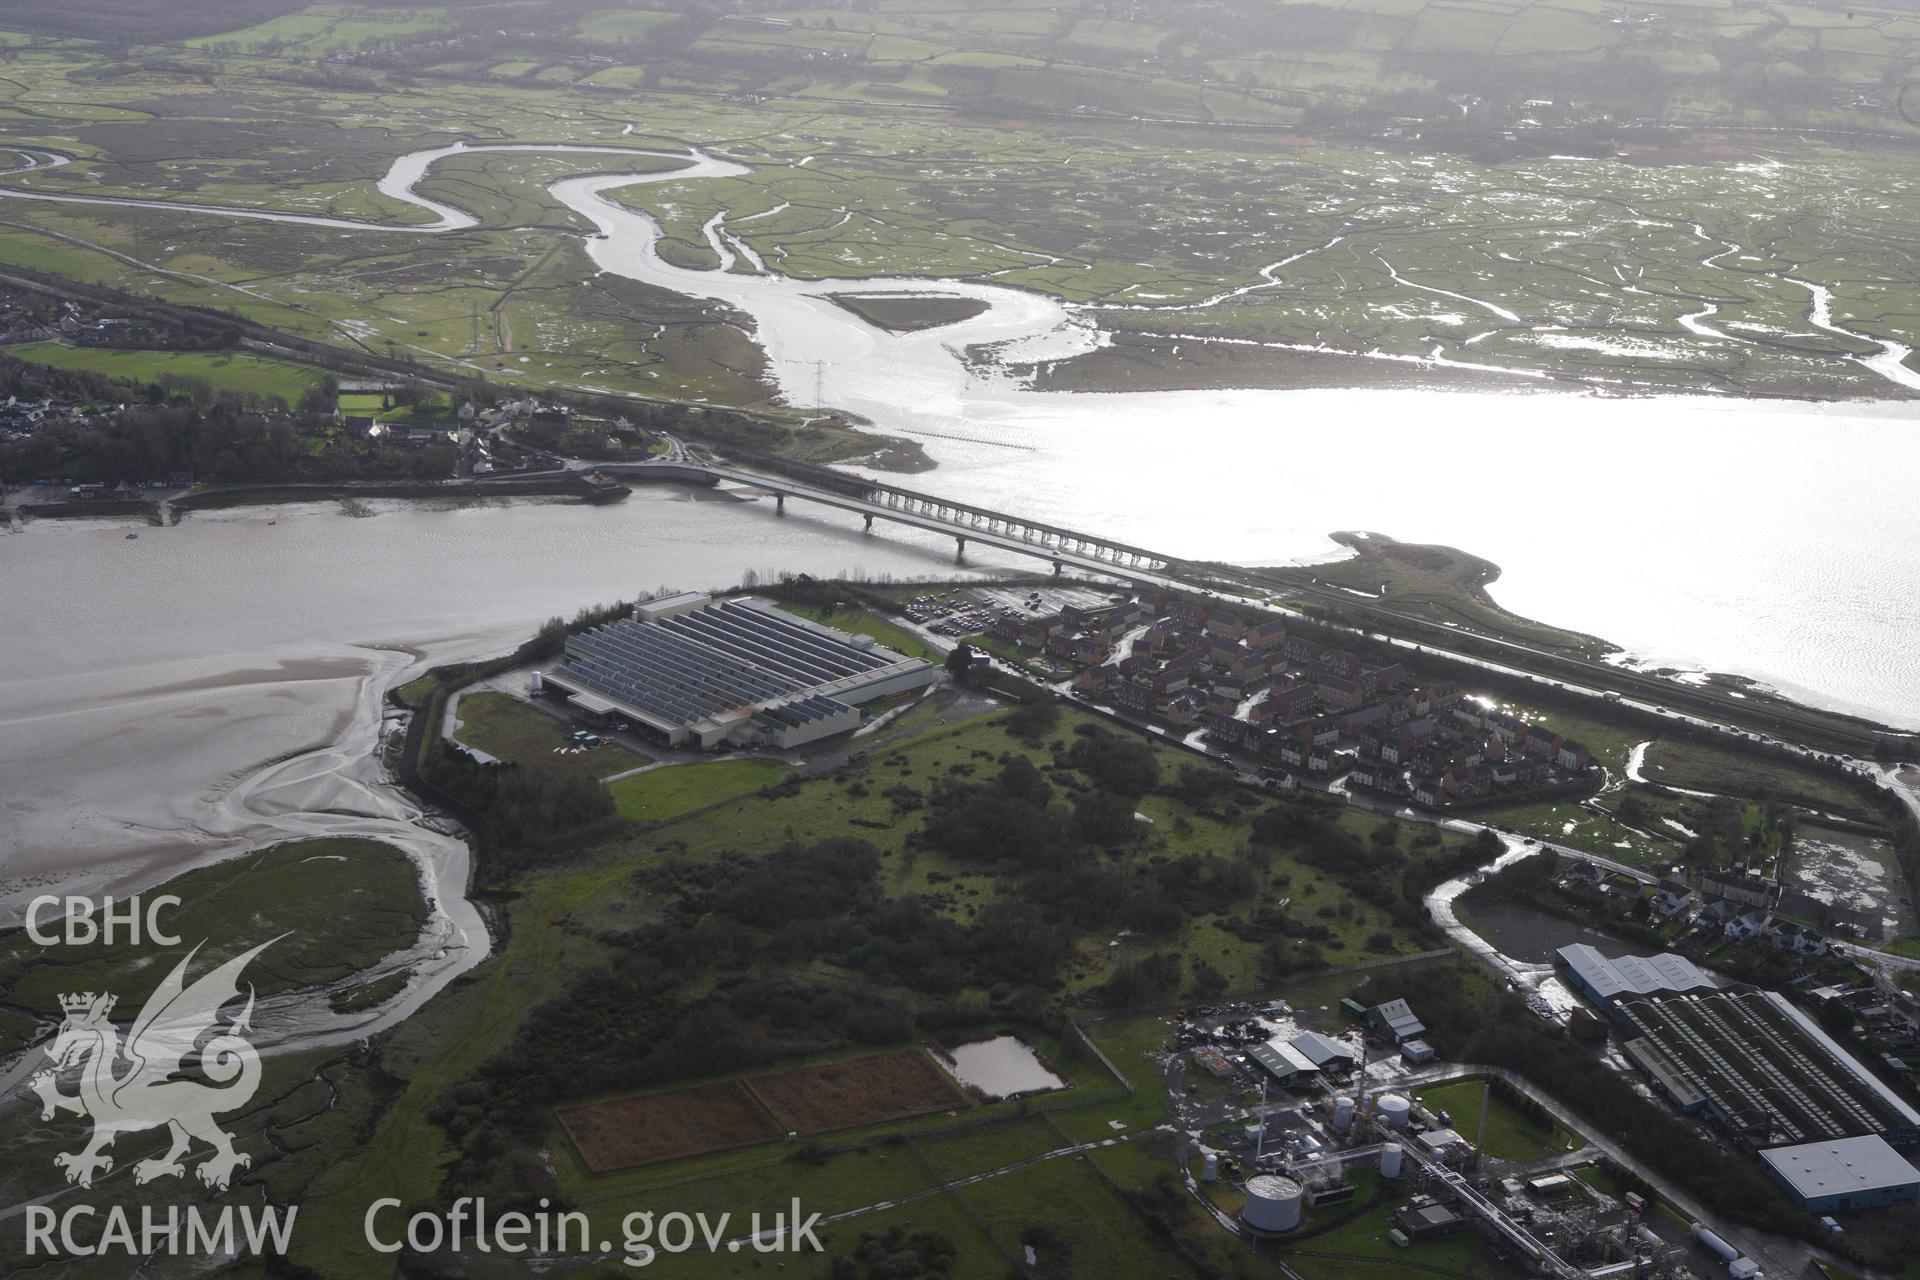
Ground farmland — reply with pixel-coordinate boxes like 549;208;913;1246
743;1048;967;1134
558;1080;777;1172
0;5;1910;404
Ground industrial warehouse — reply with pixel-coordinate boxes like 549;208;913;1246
1555;944;1721;1005
1553;945;1920;1159
540;593;937;749
1757;1135;1920;1212
1609;988;1920;1148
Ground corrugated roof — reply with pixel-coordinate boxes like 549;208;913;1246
1248;1040;1319;1078
1557;944;1718;1001
1289;1030;1354;1066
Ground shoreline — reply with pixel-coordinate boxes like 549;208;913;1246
10;480;1910;740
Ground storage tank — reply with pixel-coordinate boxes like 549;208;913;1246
1377;1093;1411;1129
1690;1224;1739;1263
1202;1153;1219;1183
1380;1143;1404;1179
1332;1096;1355;1132
528;670;544;695
1243;1174;1304;1233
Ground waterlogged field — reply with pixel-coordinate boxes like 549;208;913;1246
0;21;1913;402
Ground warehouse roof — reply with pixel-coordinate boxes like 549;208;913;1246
1556;944;1719;1002
1289;1030;1356;1067
1248;1040;1320;1080
1759;1136;1920;1201
549;596;924;734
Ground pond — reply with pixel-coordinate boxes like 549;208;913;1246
940;1035;1067;1100
1457;899;1650;965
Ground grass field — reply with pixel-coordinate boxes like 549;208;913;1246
772;599;943;663
608;757;796;823
828;291;993;333
1474;795;1675;867
1416;1076;1586;1161
1640;738;1879;822
0;23;1912;405
1267;532;1612;659
2;342;326;403
449;689;649;780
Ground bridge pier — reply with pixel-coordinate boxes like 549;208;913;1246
863;513;873;532
954;535;966;559
1051;558;1063;576
775;492;786;514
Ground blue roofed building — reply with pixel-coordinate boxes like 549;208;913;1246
542;593;936;750
1759;1136;1920;1212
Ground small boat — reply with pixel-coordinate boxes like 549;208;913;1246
125;532;138;539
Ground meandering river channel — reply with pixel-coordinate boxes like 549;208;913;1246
2;139;1918;1056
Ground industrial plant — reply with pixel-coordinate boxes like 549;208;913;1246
539;592;936;750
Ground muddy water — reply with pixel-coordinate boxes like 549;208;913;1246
0;491;1032;1050
3;142;1918;721
5;139;1920;1054
941;1035;1066;1099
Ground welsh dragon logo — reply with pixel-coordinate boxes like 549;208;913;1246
29;940;274;1192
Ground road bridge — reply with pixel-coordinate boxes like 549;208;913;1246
603;458;1178;576
573;453;1906;757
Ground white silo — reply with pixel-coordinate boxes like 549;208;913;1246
1332;1096;1355;1132
1243;1174;1304;1232
1377;1093;1411;1129
1202;1152;1219;1183
1381;1143;1405;1179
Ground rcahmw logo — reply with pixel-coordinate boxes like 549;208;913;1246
22;915;299;1259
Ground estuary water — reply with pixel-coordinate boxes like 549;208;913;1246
561;163;1920;727
3;141;1915;722
0;491;1025;925
0;140;1917;1043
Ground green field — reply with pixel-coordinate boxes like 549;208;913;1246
1641;738;1880;822
2;342;326;403
1416;1076;1586;1161
773;598;943;663
449;689;650;780
608;756;796;823
182;688;1489;1277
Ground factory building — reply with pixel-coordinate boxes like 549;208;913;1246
1613;989;1920;1148
542;593;936;750
1554;944;1719;1007
1758;1135;1920;1212
1247;1040;1321;1088
1288;1030;1358;1072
